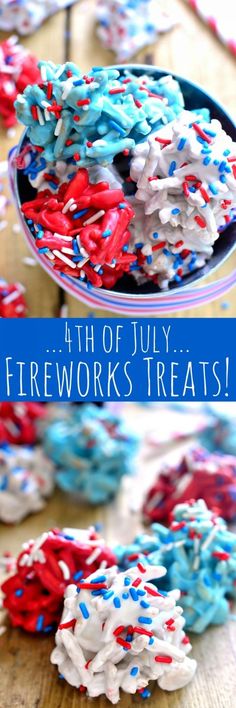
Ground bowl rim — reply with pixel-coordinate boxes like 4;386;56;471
12;63;236;303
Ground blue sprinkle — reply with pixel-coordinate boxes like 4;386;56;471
146;255;152;265
129;587;139;602
137;616;152;625
204;128;216;137
36;615;44;631
203;157;211;165
168;160;176;176
149;637;154;645
124;577;131;586
220;174;227;183
118;203;127;209
91;576;106;583
171;208;180;215
73;79;84;86
113;597;121;608
15;589;23;597
208;183;218;195
140;600;150;609
177;137;186;151
122;245;128;251
130;667;139;677
135;242;144;249
109;120;126;137
213;159;220;166
219;161;227;172
122;592;129;600
79;602;89;619
103;590;114;600
102;229;112;238
73;570;83;581
137;590;146;597
223;149;230;156
152;232;159;239
163;248;171;257
73;208;89;220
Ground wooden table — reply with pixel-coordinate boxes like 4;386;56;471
0;0;236;318
0;414;235;708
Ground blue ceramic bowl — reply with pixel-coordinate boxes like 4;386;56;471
13;64;236;299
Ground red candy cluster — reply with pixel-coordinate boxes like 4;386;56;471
0;402;45;445
0;281;27;317
0;36;40;129
2;528;117;632
143;447;236;523
21;168;136;288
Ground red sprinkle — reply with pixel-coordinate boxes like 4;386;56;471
132;577;142;587
134;99;142;109
109;88;126;95
175;240;184;248
212;551;230;561
192;122;212;144
183;181;190;197
133;626;153;638
59;618;76;630
194;215;206;228
152;241;166;251
137;562;146;574
155;137;172;146
116;638;132;650
113;625;125;637
76;99;91;106
200;187;210;203
155;656;173;664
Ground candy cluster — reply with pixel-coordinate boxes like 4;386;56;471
0;402;46;445
21;167;135;288
143;447;236;522
116;499;236;633
0;443;54;523
0;280;27;317
51;564;196;702
0;1;78;36
1;527;116;632
96;0;175;61
15;64;184;165
44;404;138;503
0;36;40;130
130;110;236;288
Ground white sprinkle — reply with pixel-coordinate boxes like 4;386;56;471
69;203;78;212
37;106;45;126
54;64;66;79
85;547;102;565
201;525;219;551
53;250;76;268
54;118;63;136
22;257;37;267
77;257;89;269
83;210;105;226
12;223;21;234
58;560;71;581
62;198;75;214
61;247;75;255
46;252;55;261
7;128;16;139
40;65;47;82
54;233;73;241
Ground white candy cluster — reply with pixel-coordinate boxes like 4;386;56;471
0;0;77;35
96;0;175;61
0;445;54;523
51;564;196;703
130;110;236;288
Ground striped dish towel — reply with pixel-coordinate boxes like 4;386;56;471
185;0;236;57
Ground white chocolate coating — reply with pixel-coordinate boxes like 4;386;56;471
51;564;196;703
129;110;236;287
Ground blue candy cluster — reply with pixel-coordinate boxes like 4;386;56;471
44;404;138;504
116;499;236;633
15;62;184;166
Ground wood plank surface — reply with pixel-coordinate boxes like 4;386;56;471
0;423;235;708
0;0;236;317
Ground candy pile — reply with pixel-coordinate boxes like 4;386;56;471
130;110;236;288
21;167;136;289
44;404;138;503
1;527;117;631
96;0;175;61
0;402;46;445
15;61;236;290
0;443;54;523
15;64;184;165
116;499;236;633
0;280;27;317
0;36;40;130
142;447;236;523
0;1;78;36
51;564;196;702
